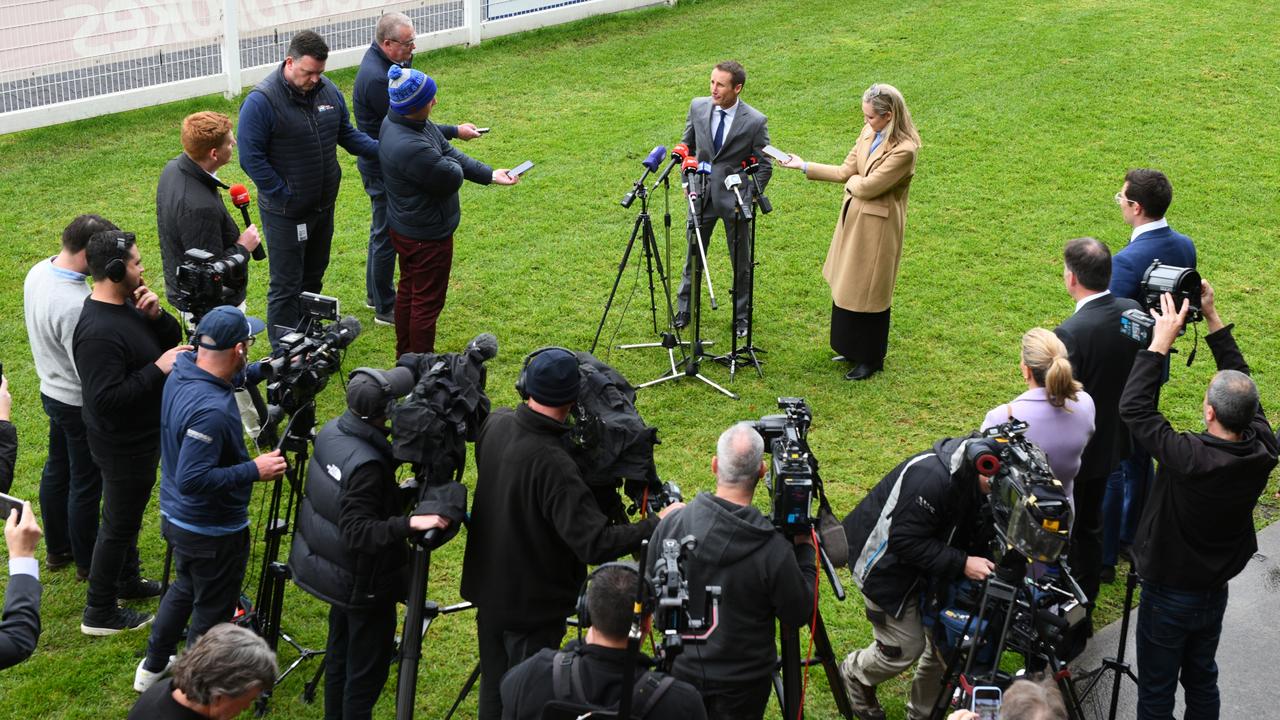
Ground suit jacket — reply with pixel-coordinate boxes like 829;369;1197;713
0;573;41;670
682;97;772;218
806;126;917;312
1054;293;1143;480
1109;225;1196;302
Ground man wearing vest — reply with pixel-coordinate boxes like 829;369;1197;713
289;366;453;720
499;563;706;720
352;12;481;325
237;30;379;349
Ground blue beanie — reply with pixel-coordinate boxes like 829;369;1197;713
388;65;437;115
524;349;580;406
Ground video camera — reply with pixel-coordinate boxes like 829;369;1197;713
254;293;360;447
1119;259;1202;345
649;534;720;671
175;247;248;321
749;397;818;536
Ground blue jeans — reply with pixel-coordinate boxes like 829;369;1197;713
1137;582;1228;720
1103;449;1153;567
360;168;395;315
38;394;102;569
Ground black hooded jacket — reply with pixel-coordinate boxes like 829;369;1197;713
843;437;986;619
645;492;818;682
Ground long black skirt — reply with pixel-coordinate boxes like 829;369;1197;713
831;303;890;368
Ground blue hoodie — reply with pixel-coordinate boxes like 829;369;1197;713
159;351;260;534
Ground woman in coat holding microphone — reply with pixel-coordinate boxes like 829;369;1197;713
780;83;920;381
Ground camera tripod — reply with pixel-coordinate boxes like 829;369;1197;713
248;401;326;715
1070;566;1141;720
773;537;853;720
926;560;1088;720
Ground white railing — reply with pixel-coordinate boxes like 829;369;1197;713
0;0;673;135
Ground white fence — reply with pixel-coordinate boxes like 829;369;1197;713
0;0;673;135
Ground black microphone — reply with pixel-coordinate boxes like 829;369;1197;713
621;145;666;208
466;332;499;362
228;184;267;261
742;157;772;214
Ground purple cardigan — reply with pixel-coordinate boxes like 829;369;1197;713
982;387;1096;504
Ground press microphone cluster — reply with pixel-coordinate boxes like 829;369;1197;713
741;156;773;214
228;184;267;260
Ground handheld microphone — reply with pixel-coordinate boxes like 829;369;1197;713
622;145;666;208
228;184;267;260
741;157;772;214
680;156;701;195
724;174;752;220
697;161;712;176
649;143;690;191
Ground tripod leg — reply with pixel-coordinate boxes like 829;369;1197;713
443;663;482;720
591;213;646;354
779;624;803;720
302;657;325;704
813;613;853;719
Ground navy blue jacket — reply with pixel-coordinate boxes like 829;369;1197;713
238;64;378;218
1110;224;1196;301
159;352;261;533
352;42;457;178
380;110;492;240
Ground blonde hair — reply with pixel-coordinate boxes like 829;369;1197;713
863;83;921;147
1021;328;1081;409
181;111;232;159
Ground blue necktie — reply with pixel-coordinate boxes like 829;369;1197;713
868;131;883;159
713;108;726;153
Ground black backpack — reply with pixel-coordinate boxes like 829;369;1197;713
539;650;675;720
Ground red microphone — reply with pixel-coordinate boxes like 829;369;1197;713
228;184;266;260
671;142;690;160
681;155;699;176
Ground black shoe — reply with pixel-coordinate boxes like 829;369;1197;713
374;311;394;326
735;320;749;338
1100;565;1116;584
672;311;690;329
81;605;153;636
844;363;882;381
76;566;90;582
47;551;74;570
1118;544;1133;563
118;577;162;600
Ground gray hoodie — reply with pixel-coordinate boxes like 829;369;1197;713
646;491;817;681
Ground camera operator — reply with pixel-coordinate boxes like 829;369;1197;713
74;230;189;636
289;365;455;720
1120;283;1276;720
133;306;286;693
156;111;260;327
645;422;817;720
839;436;997;720
461;348;682;720
2;500;43;670
129;623;277;720
499;563;706;720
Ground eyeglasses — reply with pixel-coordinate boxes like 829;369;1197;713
243;335;256;349
390;38;416;49
1114;191;1135;206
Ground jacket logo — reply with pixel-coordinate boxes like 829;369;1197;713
326;464;342;481
916;496;936;514
317;104;335;113
185;428;213;444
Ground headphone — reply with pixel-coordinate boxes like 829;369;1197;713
103;232;135;283
575;561;655;631
348;367;396;420
514;346;575;401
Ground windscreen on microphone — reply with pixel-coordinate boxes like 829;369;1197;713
228;183;251;208
466;332;499;362
681;156;699;175
697;161;712;175
724;174;742;189
671;142;690;160
642;145;666;172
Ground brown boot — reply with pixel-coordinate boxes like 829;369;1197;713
839;654;887;720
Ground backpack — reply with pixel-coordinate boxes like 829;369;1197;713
541;650;675;720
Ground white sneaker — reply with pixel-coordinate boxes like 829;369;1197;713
134;655;176;693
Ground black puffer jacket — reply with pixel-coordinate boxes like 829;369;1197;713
155;153;250;309
379;111;491;240
843;437;985;618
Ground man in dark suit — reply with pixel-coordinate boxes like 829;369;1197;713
1054;236;1141;643
2;501;43;670
1106;169;1196;580
675;60;772;338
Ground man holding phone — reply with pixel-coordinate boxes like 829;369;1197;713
2;499;44;670
74;230;188;636
378;66;518;357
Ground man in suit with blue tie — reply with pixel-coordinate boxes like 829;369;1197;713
1105;168;1196;581
675;60;772;338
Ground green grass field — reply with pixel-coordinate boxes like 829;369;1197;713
1;0;1279;717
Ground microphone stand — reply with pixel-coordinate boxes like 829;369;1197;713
715;177;765;379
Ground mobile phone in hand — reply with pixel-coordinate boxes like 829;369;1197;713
971;686;1001;720
509;160;534;178
762;144;791;163
0;492;24;522
476;127;491;134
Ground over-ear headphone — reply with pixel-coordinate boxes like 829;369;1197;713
349;367;395;420
515;346;575;400
575;561;654;630
103;232;135;283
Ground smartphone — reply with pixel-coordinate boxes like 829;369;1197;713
971;686;1002;720
0;492;23;522
476;127;491;134
762;144;791;163
509;160;534;178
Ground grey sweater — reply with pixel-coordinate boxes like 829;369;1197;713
23;258;90;406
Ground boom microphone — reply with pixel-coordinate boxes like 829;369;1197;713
228;184;267;260
466;332;499;362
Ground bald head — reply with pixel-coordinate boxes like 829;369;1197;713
715;423;765;489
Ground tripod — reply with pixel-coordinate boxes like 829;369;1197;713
251;402;326;714
592;176;692;389
714;207;765;379
775;611;853;720
1072;554;1142;719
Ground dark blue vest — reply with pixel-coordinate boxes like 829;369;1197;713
247;66;346;218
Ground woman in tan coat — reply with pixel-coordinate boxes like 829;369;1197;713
781;84;920;380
